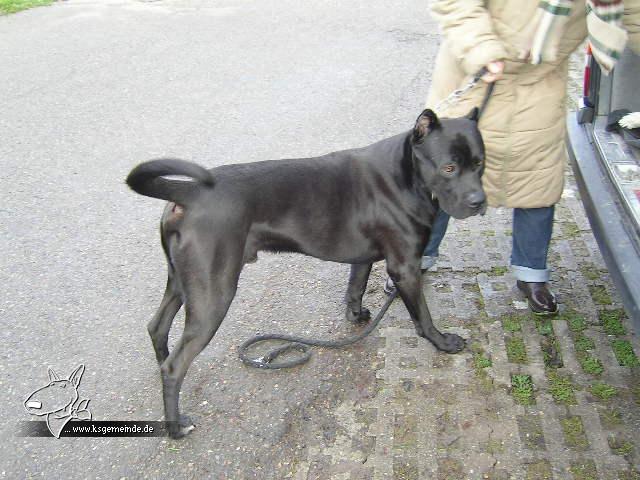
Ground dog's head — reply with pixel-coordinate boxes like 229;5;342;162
411;108;486;219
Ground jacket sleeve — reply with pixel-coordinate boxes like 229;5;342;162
430;0;509;75
623;0;640;54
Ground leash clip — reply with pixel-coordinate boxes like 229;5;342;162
434;67;491;116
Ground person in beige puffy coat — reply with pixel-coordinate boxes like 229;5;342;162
385;1;640;314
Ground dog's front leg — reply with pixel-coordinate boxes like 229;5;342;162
344;263;373;323
388;262;465;353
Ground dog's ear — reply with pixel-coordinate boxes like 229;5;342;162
48;368;60;382
68;365;85;388
413;109;440;142
466;107;479;122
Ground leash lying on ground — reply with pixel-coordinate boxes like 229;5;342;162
238;68;495;370
238;289;399;369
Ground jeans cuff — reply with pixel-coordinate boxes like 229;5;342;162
423;247;440;257
511;265;550;282
421;255;438;270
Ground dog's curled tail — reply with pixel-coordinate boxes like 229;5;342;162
126;158;215;204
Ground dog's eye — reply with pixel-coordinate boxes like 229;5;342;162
442;164;457;175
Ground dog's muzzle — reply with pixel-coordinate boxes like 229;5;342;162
464;191;487;215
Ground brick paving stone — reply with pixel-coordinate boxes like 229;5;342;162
526;459;554;480
517;415;546;450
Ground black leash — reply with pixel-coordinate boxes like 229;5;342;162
239;289;398;369
473;66;496;116
238;68;495;370
478;80;495;120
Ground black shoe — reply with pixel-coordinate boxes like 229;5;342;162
516;281;559;316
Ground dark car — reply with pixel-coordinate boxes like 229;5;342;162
567;46;640;332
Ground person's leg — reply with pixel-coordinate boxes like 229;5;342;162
384;208;450;295
421;208;450;269
511;206;558;314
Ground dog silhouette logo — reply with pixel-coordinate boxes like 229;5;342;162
24;365;92;438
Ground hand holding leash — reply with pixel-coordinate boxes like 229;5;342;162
481;61;504;83
435;66;497;119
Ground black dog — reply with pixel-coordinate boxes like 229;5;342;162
126;108;486;438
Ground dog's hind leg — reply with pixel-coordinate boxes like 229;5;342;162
345;263;372;323
387;260;465;354
147;274;183;365
160;241;244;439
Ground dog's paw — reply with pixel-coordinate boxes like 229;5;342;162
167;414;196;439
346;307;371;324
438;333;466;354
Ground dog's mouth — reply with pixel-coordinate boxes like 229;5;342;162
461;202;487;217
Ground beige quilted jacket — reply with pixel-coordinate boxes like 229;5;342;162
427;0;640;208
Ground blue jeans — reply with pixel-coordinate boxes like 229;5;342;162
424;206;555;282
424;208;451;257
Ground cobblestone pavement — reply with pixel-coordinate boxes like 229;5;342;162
277;168;640;480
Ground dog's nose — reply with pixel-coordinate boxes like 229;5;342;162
465;191;486;209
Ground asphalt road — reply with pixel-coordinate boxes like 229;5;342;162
0;1;438;478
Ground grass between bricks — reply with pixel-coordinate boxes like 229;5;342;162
569;460;598;480
561;309;588;332
600;309;627;336
488;266;508;277
580;264;602;281
617;470;640;480
559;310;605;375
611;340;640;367
470;341;493;393
473;352;492;370
502;314;523;332
561;416;589;450
511;374;535;405
562;222;581;238
536;316;564;368
577;352;604;376
599;408;624;429
574;334;596;352
0;0;53;14
541;335;563;368
547;370;577;405
502;315;528;363
535;316;554;336
589;284;613;305
590;382;618;400
506;336;528;364
526;460;553;480
608;435;635;457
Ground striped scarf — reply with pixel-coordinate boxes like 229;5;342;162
526;0;627;74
